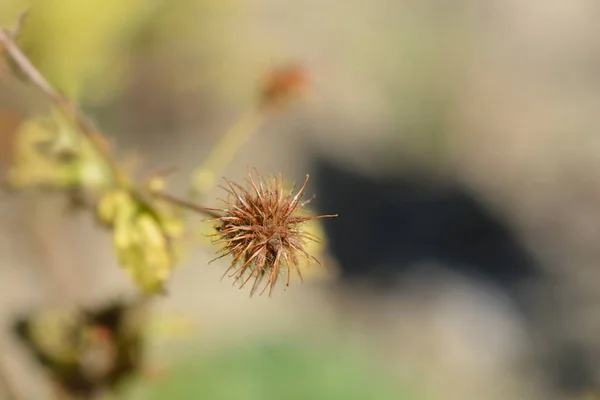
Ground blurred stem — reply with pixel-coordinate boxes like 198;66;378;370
0;27;125;187
191;109;264;198
151;190;222;218
0;357;24;400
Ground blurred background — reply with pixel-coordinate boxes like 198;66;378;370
1;0;600;399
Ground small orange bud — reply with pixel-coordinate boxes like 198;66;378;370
260;64;310;109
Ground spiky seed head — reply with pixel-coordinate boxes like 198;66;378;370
210;171;337;297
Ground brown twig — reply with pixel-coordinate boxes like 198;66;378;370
151;190;223;218
0;27;123;183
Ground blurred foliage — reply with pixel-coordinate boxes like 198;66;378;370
6;104;188;293
0;0;255;106
97;188;185;293
2;45;330;296
7;108;113;191
14;300;147;397
1;0;159;101
133;340;418;400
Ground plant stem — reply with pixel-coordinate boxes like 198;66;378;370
0;28;124;185
191;109;264;198
152;190;222;218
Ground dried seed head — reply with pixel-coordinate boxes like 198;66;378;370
210;171;337;297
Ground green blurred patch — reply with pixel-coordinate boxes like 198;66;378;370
0;0;255;106
136;340;418;400
7;108;114;191
97;187;185;293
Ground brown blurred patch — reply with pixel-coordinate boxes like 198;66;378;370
0;108;22;169
0;42;5;74
260;64;310;110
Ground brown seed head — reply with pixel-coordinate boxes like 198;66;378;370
209;171;337;297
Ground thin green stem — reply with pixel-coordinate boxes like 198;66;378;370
191;109;264;198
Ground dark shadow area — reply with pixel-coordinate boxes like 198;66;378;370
310;155;600;397
311;156;540;295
